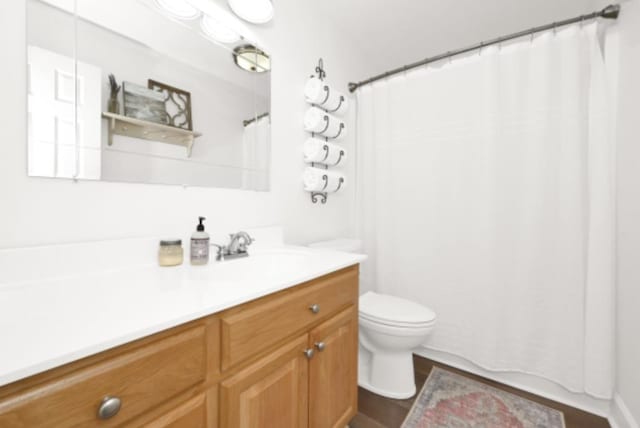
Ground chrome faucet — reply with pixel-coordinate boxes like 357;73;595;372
228;231;254;254
211;231;254;261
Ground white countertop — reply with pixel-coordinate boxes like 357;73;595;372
0;243;366;387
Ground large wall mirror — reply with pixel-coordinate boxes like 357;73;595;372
27;0;271;190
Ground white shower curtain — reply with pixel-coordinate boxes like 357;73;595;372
356;22;616;398
242;116;271;191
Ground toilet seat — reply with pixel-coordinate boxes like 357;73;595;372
359;292;436;328
359;312;436;329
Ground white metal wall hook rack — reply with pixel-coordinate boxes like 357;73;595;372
305;58;347;204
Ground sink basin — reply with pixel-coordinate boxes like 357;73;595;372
204;247;314;283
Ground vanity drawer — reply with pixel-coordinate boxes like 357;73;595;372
142;393;207;428
220;266;358;371
0;326;206;428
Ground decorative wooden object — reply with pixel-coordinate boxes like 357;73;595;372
0;266;359;428
148;79;193;131
102;112;202;157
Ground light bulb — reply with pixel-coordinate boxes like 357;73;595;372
155;0;200;20
227;0;273;24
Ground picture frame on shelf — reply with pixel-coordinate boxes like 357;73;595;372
122;81;169;125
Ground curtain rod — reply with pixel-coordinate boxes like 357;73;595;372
243;112;270;127
348;4;620;93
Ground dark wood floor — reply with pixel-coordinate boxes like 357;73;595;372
350;354;610;428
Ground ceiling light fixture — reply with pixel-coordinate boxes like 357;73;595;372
227;0;273;24
155;0;201;20
201;15;242;44
233;45;270;73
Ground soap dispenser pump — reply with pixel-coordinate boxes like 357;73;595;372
190;216;210;265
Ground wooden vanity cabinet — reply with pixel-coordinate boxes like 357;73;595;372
0;265;359;428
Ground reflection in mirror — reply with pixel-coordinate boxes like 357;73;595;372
27;0;271;190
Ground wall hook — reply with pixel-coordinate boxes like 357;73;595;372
321;145;330;162
315;58;326;81
320;85;331;105
311;192;328;204
318;115;330;134
326;96;345;113
330;123;345;139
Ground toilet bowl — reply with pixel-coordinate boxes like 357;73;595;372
358;291;436;399
308;238;437;399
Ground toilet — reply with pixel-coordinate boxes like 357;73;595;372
308;239;437;399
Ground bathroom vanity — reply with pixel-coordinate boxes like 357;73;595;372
0;242;364;428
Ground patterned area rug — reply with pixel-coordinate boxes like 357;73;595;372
401;367;565;428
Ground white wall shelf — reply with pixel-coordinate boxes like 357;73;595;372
102;112;202;157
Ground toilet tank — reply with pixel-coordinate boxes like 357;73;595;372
308;238;363;253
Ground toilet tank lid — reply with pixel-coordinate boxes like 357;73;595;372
360;292;437;325
308;238;363;253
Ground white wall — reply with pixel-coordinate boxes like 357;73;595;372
318;0;604;77
615;0;640;425
0;0;371;248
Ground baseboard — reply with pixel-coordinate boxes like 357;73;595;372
415;346;611;418
609;394;640;428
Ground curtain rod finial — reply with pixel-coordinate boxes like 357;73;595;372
348;82;358;93
601;4;620;19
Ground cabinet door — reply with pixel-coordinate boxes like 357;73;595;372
220;335;309;428
309;305;358;428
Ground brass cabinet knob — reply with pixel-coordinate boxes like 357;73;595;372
97;396;121;420
315;342;326;352
309;304;320;314
303;348;315;359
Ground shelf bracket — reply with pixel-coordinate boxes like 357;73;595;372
107;116;115;146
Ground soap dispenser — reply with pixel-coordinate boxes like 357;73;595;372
190;217;210;265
